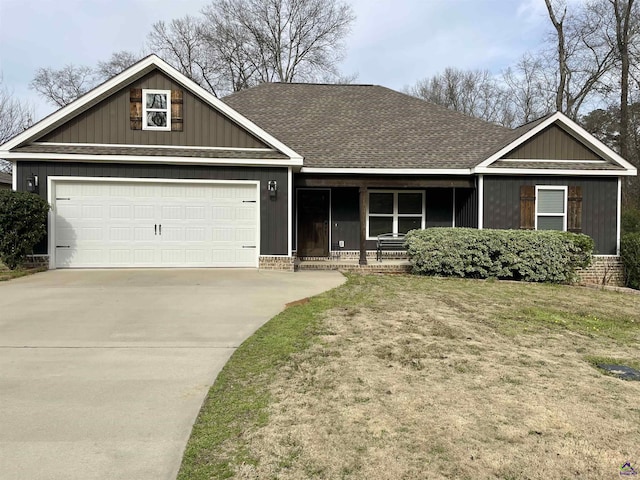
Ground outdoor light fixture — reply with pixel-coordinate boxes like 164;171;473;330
26;174;39;193
267;180;277;198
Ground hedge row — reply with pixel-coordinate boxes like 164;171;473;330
621;233;640;289
405;228;594;283
0;190;50;269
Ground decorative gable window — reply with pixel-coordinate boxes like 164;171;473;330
130;88;183;131
142;89;170;131
367;190;425;238
520;185;582;232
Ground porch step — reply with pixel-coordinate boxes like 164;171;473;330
295;259;412;274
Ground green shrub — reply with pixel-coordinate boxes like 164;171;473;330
405;228;594;283
0;190;50;269
620;233;640;289
622;207;640;234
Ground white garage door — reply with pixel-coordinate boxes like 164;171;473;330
53;180;259;268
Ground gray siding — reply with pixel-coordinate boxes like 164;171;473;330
505;124;601;160
17;161;289;256
39;70;268;149
483;176;618;254
455;188;478;228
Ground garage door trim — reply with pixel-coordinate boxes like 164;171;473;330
47;176;261;269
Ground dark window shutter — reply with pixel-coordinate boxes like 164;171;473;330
520;185;535;230
171;90;183;131
567;186;582;233
130;88;142;130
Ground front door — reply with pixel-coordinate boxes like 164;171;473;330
297;189;330;257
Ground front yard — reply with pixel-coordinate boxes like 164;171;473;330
179;275;640;480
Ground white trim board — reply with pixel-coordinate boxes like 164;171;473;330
4;152;302;167
47;176;261;270
0;55;303;162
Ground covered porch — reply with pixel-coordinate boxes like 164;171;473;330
293;174;478;266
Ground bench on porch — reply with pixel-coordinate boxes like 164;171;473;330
376;233;407;262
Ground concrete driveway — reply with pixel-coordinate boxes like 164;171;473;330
0;269;345;480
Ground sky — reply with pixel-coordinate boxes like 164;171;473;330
0;0;555;121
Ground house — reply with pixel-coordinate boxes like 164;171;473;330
0;172;12;190
0;55;636;271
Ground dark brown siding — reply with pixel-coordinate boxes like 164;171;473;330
39;70;269;148
454;188;478;228
17;161;288;256
483;176;618;254
505;124;602;160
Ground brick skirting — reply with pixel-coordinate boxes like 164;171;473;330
576;256;625;286
259;256;295;271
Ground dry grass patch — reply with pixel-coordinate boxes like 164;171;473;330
181;275;640;480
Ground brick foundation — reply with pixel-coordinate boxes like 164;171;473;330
259;256;295;271
24;255;49;268
576;256;625;286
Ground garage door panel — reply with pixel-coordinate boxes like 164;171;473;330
54;181;259;268
185;228;206;242
109;249;132;264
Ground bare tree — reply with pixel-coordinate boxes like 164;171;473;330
502;54;555;125
30;64;95;107
609;0;637;161
202;0;355;85
96;51;141;80
147;16;224;95
408;68;513;126
0;77;34;172
543;0;618;119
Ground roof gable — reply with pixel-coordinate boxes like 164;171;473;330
504;123;602;161
37;69;269;149
476;112;637;176
0;55;302;163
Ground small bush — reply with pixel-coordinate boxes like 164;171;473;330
405;228;594;283
0;190;50;269
622;207;640;235
621;233;640;289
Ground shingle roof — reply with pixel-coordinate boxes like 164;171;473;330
489;160;624;171
0;172;11;185
223;83;511;169
15;144;288;161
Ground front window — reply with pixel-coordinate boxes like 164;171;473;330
142;89;171;131
536;186;567;231
368;191;424;238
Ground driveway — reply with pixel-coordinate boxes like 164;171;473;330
0;269;345;480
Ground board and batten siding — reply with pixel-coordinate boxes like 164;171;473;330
483;176;618;254
38;70;268;149
454;188;478;228
17;161;289;256
505;124;602;161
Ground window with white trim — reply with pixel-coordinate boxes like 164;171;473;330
367;190;425;238
535;186;567;231
142;89;171;131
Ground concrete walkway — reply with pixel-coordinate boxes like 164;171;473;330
0;269;345;480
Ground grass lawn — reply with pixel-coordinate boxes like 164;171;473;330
0;266;47;281
179;274;640;480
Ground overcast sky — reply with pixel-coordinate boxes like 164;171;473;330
0;0;554;120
